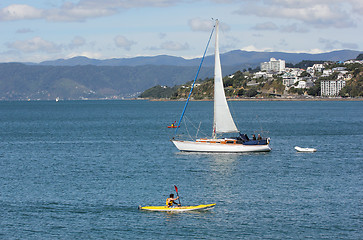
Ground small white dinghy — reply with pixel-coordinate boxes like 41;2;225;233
295;146;317;152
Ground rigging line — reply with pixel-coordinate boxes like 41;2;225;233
196;122;202;139
184;116;197;140
183;117;193;140
184;116;198;140
184;115;208;138
173;23;215;137
253;114;269;135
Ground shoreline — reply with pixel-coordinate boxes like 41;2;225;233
148;97;363;102
1;97;362;102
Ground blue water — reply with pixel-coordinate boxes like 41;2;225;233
0;100;362;239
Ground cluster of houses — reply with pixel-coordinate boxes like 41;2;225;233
255;58;362;96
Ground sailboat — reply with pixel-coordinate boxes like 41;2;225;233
171;20;271;153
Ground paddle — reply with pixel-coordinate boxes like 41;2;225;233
174;185;181;206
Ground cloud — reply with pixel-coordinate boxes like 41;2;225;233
240;45;273;52
252;22;278;31
66;51;103;59
147;40;189;51
240;44;327;54
188;18;230;32
7;37;61;53
0;1;181;22
279;23;309;33
252;22;308;33
235;1;359;29
159;33;167;39
45;2;116;22
78;0;178;9
69;36;86;49
114;35;136;51
160;41;189;51
319;38;359;50
341;42;359;50
16;28;34;34
189;18;215;32
0;4;43;21
1;0;362;27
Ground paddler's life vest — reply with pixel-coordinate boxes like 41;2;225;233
166;198;173;207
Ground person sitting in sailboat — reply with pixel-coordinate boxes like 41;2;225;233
257;134;262;140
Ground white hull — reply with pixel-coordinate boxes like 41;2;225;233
172;140;271;153
295;146;316;152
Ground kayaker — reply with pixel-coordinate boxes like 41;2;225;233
166;194;180;208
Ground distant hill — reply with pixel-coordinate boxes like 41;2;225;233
0;63;217;100
38;55;189;67
0;50;361;100
36;50;361;67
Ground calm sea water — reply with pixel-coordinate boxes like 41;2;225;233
0;100;362;239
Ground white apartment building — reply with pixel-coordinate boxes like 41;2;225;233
322;69;333;76
254;71;273;79
295;80;314;89
321;80;346;96
306;67;314;75
312;64;324;72
282;68;304;87
282;72;299;86
260;58;285;73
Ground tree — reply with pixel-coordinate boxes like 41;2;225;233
237;89;245;97
288;87;303;95
307;85;321;96
246;87;258;97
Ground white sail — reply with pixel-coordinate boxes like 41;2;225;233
213;20;238;136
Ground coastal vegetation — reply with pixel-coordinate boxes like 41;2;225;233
140;60;363;99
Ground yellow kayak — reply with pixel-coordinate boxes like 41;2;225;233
138;203;216;212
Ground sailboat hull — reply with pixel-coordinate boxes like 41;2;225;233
172;140;271;153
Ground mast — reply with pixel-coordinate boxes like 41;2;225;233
212;20;220;139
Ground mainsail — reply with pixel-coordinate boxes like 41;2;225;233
213;20;238;137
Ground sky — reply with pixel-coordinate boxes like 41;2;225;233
0;0;362;63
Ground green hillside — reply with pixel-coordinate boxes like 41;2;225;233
0;63;214;100
140;61;363;99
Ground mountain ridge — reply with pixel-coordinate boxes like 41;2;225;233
34;49;361;67
0;50;361;100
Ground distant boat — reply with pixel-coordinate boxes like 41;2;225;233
295;146;317;152
55;97;59;102
168;121;179;128
171;20;271;153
